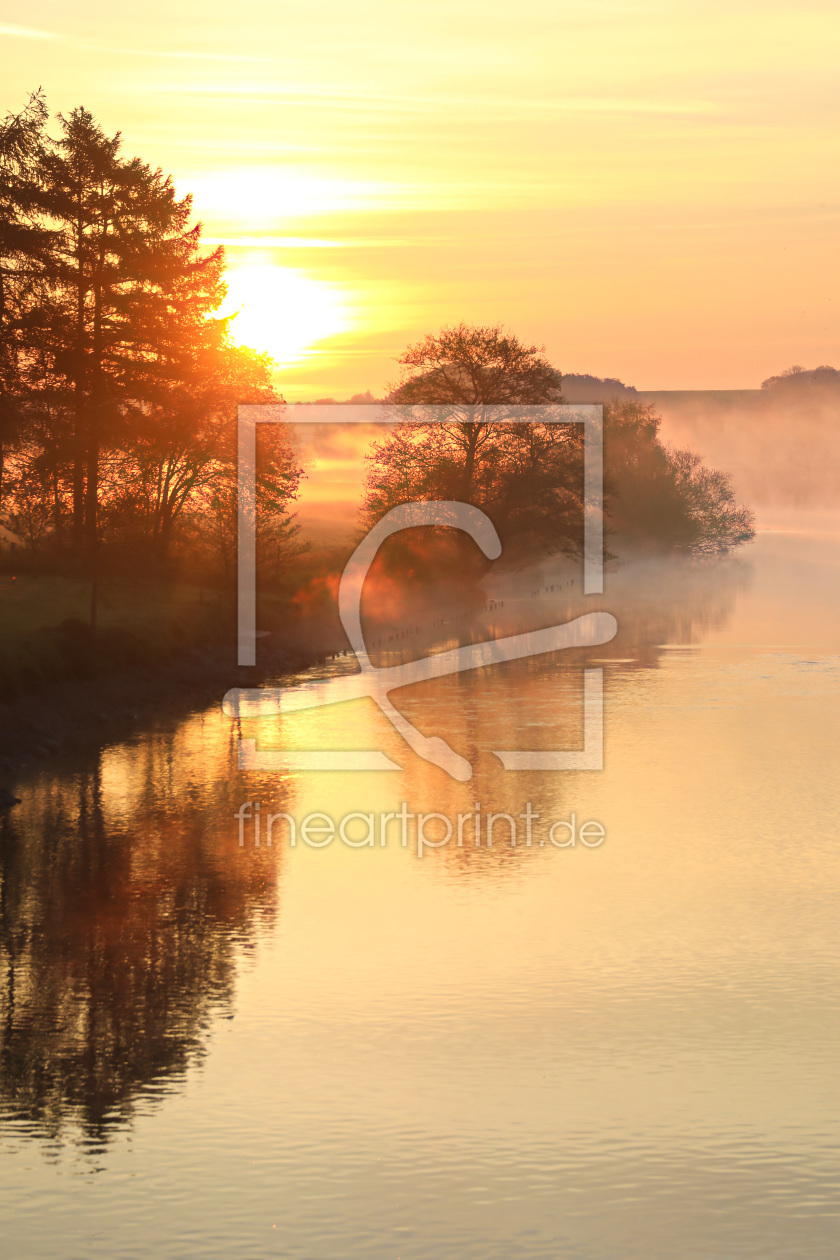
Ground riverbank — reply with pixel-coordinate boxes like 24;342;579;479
0;630;322;785
0;571;234;701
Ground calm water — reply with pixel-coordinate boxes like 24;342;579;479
0;525;838;1258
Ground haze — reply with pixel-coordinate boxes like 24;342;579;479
2;0;837;397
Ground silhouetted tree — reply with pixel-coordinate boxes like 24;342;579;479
0;90;51;516
0;92;304;577
363;324;582;556
604;399;754;553
36;107;230;558
363;328;754;558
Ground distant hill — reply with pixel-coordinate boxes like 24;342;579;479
556;371;840;513
761;365;840;392
560;374;638;403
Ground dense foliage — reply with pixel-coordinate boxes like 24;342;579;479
363;325;755;557
0;92;301;573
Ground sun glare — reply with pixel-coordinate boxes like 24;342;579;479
220;263;350;367
188;168;394;226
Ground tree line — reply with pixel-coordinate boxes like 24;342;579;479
2;93;753;585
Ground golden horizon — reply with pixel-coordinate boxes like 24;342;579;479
2;1;838;395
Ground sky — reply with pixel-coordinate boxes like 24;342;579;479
1;0;838;396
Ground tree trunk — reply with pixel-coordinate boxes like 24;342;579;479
86;266;103;563
72;205;87;555
462;417;480;499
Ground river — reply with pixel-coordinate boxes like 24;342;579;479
0;521;838;1258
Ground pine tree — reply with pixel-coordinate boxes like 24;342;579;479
0;89;51;518
36;108;230;560
1;93;304;584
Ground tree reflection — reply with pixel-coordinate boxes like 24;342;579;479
0;719;289;1144
0;553;753;1138
364;551;752;876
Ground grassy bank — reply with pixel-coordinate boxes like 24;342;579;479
0;572;226;641
0;567;331;705
0;573;234;701
0;570;328;779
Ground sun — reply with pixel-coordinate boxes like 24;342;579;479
220;263;350;366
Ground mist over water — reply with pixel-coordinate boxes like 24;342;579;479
2;511;838;1256
651;388;840;523
1;399;839;1257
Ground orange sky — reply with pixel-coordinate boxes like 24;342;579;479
1;1;838;396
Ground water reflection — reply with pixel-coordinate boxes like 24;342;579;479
0;553;751;1138
0;714;292;1144
1;537;838;1257
240;551;754;880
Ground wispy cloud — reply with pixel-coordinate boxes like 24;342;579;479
203;236;344;248
203;235;421;249
0;23;62;41
552;96;714;115
142;80;715;118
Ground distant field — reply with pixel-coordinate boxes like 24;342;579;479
0;573;250;700
0;574;224;647
0;565;318;701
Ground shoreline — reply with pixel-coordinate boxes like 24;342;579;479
0;634;322;788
